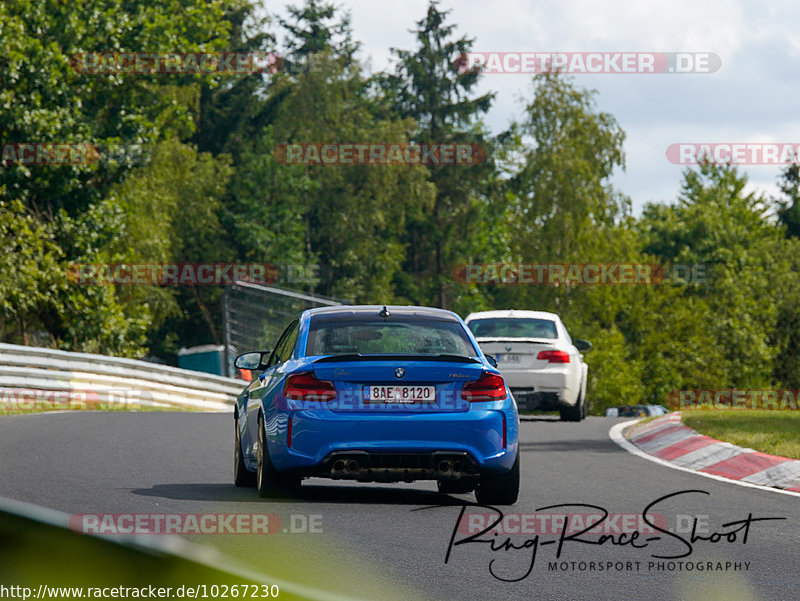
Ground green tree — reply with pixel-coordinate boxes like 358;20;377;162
0;193;64;346
639;164;798;389
0;0;242;355
193;0;275;157
268;56;434;301
772;164;800;386
496;73;634;328
0;0;234;216
383;1;498;308
238;2;435;302
508;73;628;257
104;139;234;354
582;325;644;413
280;0;358;63
53;199;151;356
777;164;800;238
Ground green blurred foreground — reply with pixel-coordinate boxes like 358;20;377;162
0;500;314;601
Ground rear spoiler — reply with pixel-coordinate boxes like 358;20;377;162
474;338;556;344
313;354;480;364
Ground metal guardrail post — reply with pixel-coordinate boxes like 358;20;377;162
222;285;231;378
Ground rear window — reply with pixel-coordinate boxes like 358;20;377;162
467;318;558;339
306;316;476;356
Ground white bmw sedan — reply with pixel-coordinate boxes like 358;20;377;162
464;310;591;421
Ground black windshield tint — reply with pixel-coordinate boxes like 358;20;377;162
468;318;558;339
306;316;476;356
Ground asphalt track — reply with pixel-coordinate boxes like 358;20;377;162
1;412;798;601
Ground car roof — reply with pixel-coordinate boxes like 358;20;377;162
465;309;560;321
305;305;462;321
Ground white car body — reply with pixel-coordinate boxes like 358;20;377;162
464;310;589;421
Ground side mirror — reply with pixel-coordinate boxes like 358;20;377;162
234;350;271;370
574;339;592;352
485;354;498;368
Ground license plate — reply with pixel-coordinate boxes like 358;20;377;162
498;353;520;363
363;385;436;404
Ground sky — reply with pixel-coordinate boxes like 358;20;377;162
268;0;800;214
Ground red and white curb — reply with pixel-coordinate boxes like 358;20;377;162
609;412;800;497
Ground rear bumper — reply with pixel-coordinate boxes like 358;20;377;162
502;367;568;390
502;368;576;407
263;400;519;477
511;389;563;411
315;450;480;482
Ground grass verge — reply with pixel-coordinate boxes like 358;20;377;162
0;403;198;416
681;409;800;460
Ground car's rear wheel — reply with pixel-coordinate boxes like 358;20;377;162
256;414;300;498
475;453;519;505
560;391;585;422
234;415;256;487
437;480;476;495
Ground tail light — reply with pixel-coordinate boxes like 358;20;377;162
461;372;507;402
283;372;337;402
538;350;570;363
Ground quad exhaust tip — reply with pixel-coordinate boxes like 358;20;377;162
329;455;469;478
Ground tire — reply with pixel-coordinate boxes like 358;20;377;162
234;415;256;487
437;480;476;494
475;453;519;505
256;414;300;498
560;391;585;422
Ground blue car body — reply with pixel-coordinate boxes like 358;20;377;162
234;305;519;488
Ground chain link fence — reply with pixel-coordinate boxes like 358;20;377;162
221;281;347;376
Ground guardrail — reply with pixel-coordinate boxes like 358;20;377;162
0;343;243;412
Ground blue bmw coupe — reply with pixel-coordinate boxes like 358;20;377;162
233;305;520;504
